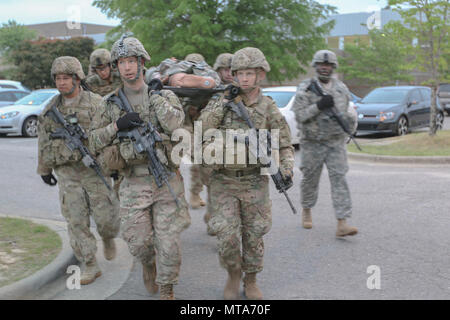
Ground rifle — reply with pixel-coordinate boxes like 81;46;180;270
45;101;112;191
224;86;297;214
109;86;181;207
307;80;362;151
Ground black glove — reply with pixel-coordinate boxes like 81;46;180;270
41;173;57;186
116;112;143;131
317;95;334;111
110;172;119;181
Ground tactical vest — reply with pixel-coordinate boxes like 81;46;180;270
108;89;178;170
40;91;97;167
217;94;272;170
87;72;122;97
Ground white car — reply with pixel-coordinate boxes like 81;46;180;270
262;86;300;146
0;89;59;137
0;80;31;92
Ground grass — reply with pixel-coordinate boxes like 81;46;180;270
0;217;62;288
348;130;450;156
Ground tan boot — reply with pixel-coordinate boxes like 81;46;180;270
80;259;102;285
160;284;175;300
243;272;263;300
302;208;313;229
203;212;217;236
103;238;116;261
336;219;358;237
224;268;242;300
190;193;206;209
143;262;158;294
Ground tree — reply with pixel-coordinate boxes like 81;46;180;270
388;0;450;135
93;0;336;82
8;37;94;89
0;20;37;59
339;28;414;87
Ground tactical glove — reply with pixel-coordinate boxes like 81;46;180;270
116;112;143;131
317;95;334;111
148;78;163;94
41;173;57;186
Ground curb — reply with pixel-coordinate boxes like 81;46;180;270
0;215;76;300
348;151;450;164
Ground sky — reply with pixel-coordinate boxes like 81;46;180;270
0;0;389;26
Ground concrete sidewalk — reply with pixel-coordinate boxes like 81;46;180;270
0;215;133;300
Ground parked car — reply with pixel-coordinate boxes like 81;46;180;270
0;89;59;137
0;80;31;92
437;83;450;115
355;86;444;136
350;92;362;103
262;86;300;146
0;89;30;107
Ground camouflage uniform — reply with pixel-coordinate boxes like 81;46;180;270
292;50;357;221
37;57;120;267
89;37;190;291
198;47;294;299
85;49;124;196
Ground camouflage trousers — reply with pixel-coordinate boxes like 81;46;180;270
208;171;272;273
119;165;191;285
190;164;213;216
55;163;120;264
299;140;352;219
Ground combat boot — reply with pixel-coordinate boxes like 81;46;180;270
103;238;116;261
224;268;242;300
143;261;158;294
190;193;206;209
80;258;102;285
336;219;358;237
302;208;312;229
243;272;263;300
160;284;175;300
203;212;217;236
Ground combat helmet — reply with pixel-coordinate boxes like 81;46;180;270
111;34;151;66
311;50;338;68
213;53;233;71
90;48;111;72
231;47;270;72
51;56;85;80
185;53;205;64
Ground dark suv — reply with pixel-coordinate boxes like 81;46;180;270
355;86;444;136
438;83;450;115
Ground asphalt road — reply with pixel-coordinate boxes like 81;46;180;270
1;124;450;299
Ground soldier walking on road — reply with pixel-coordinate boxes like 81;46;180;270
86;48;124;198
89;36;190;300
198;48;294;300
86;49;122;97
37;56;120;285
292;49;358;237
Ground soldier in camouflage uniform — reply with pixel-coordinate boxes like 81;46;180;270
213;53;234;85
89;36;190;300
86;49;124;197
37;56;120;285
148;53;221;233
292;49;358;237
198;48;294;300
86;49;122;97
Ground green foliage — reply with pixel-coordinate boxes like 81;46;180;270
8;37;94;89
0;20;37;59
387;0;449;84
339;28;414;86
93;0;336;82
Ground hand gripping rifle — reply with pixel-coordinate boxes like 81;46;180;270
224;85;297;214
45;102;112;191
109;84;181;207
307;80;362;151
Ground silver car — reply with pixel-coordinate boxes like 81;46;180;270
0;89;59;137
